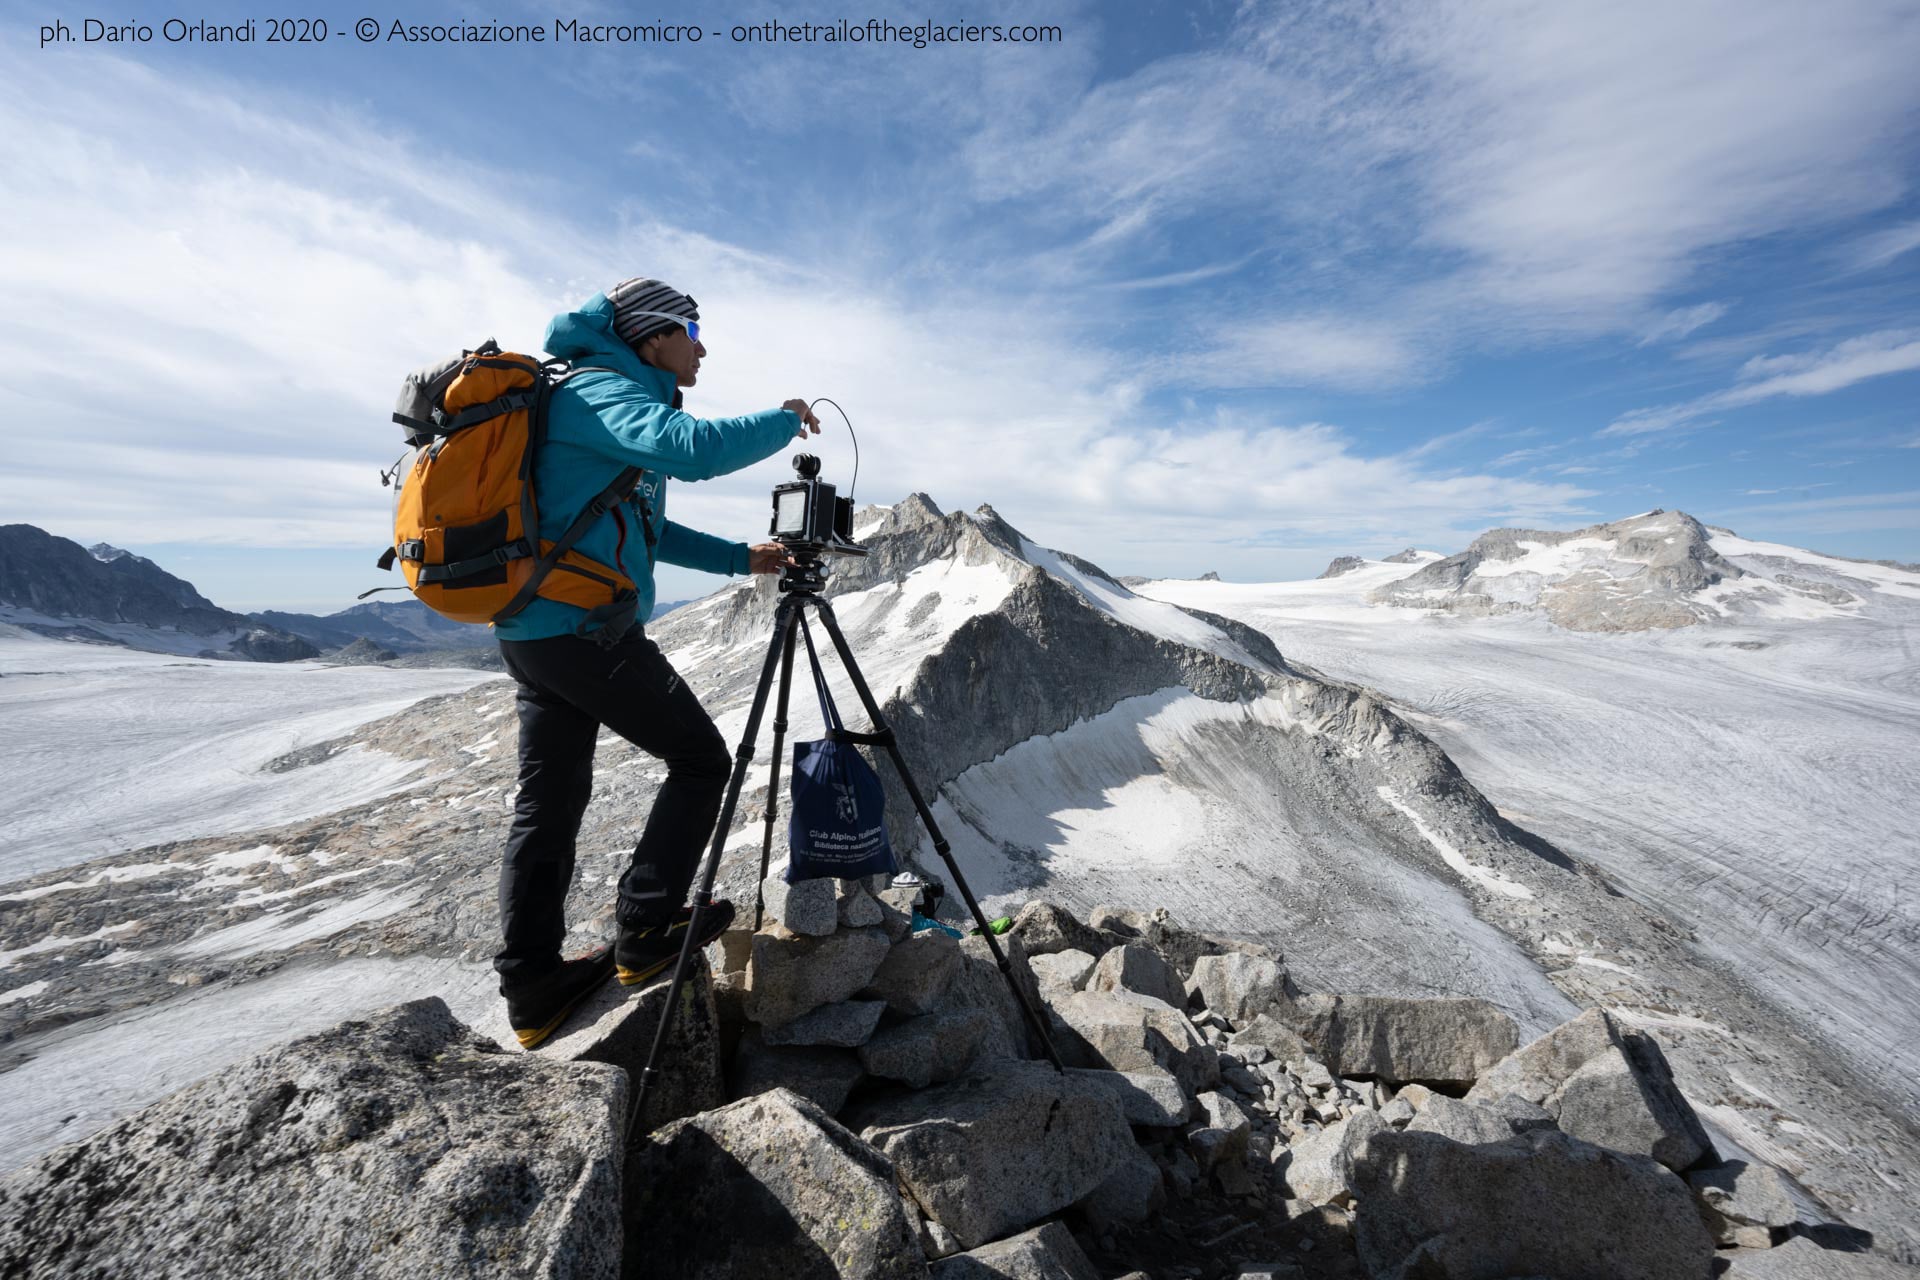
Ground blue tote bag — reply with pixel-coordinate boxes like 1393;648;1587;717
786;617;898;883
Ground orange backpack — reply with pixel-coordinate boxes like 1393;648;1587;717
370;340;653;638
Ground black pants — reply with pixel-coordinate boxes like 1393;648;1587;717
495;628;730;984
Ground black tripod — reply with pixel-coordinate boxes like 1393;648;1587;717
628;552;1064;1137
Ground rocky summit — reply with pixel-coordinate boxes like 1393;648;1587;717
0;897;1894;1279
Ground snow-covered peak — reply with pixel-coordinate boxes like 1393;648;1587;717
1368;510;1912;630
1014;536;1276;671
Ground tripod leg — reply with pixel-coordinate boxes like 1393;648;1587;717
806;598;1066;1071
630;596;801;1142
754;623;801;931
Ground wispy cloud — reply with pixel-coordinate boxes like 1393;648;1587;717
953;0;1920;383
1602;329;1920;437
1840;219;1920;273
1385;1;1919;326
1491;445;1558;467
1172;317;1430;391
1638;302;1730;347
1406;422;1496;459
1707;489;1920;537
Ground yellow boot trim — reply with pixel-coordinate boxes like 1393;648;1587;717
510;972;607;1049
514;1009;568;1050
616;957;675;988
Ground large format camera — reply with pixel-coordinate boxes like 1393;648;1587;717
770;454;866;558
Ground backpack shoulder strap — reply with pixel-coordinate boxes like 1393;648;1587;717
493;361;650;621
551;361;660;549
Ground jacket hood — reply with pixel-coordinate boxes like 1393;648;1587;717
543;293;675;399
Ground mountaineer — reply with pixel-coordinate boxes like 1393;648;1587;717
493;277;819;1047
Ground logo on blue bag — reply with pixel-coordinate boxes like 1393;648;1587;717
834;781;859;824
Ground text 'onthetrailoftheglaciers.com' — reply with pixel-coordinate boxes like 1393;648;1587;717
38;16;1067;49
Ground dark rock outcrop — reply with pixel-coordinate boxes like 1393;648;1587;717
1319;556;1366;579
0;998;626;1279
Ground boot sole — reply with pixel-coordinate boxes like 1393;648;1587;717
615;906;733;987
511;964;613;1049
615;957;676;987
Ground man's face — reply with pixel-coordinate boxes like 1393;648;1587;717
641;324;705;389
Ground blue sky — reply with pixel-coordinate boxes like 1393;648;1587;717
3;0;1917;613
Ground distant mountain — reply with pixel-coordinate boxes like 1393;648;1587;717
252;599;496;655
259;594;693;657
0;525;317;661
1367;509;1916;631
0;524;707;665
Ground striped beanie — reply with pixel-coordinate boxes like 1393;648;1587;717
608;277;699;348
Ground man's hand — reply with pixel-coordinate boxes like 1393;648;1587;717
749;542;794;574
783;399;823;437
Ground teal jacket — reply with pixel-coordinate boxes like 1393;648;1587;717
493;293;799;641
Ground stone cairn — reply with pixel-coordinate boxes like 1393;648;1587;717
0;894;1877;1280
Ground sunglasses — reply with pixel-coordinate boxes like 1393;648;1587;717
625;310;700;344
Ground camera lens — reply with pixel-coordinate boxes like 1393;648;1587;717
792;453;822;479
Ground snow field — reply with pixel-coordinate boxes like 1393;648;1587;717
931;685;1577;1033
0;639;496;882
1137;569;1920;1110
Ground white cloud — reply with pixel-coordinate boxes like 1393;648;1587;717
0;47;1595;588
1732;331;1920;397
1602;329;1920;437
967;0;1920;363
1385;0;1917;324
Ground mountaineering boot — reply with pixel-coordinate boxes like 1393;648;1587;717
616;897;736;986
504;947;615;1049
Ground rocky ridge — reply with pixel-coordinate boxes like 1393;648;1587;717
252;599;502;660
0;524;318;661
0;897;1902;1278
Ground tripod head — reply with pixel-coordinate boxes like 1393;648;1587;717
777;548;831;596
